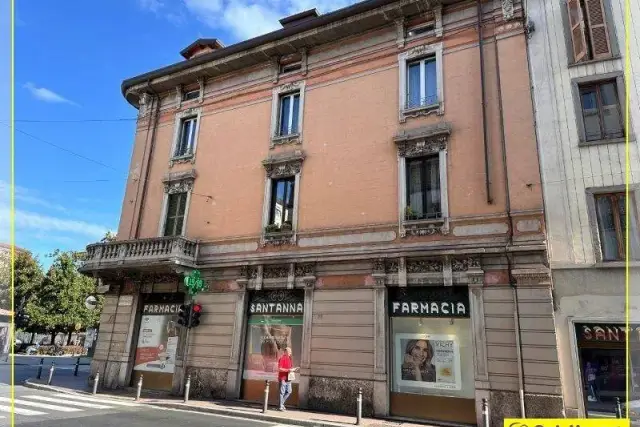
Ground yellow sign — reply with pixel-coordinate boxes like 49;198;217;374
504;419;630;427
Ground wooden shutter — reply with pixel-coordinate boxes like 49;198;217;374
567;0;588;62
584;0;612;59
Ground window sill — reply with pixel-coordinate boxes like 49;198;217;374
261;230;296;247
568;55;621;68
594;261;640;269
400;103;441;122
579;136;633;147
271;133;301;148
401;218;446;237
169;154;195;167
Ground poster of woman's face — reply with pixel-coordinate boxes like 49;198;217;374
395;333;461;391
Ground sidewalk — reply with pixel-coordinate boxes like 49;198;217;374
24;374;434;427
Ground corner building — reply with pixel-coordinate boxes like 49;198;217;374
81;0;564;424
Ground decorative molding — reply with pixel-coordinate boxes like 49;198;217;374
452;257;481;272
300;48;308;76
502;0;514;21
261;231;296;247
402;219;447;237
262;150;306;179
272;56;280;84
406;259;443;273
511;268;551;286
398;42;444;122
169;107;202;167
263;265;290;279
162;169;197;194
295;263;315;277
271;133;302;148
139;92;150;117
395;18;406;48
385;259;399;274
270;81;306;148
394;122;452;158
197;77;205;104
175;85;183;110
434;5;443;37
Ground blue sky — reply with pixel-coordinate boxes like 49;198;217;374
7;0;358;268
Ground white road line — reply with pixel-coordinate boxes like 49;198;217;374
22;396;113;409
0;397;82;412
0;404;47;416
52;393;140;407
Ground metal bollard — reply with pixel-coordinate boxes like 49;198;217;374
36;358;44;379
615;397;623;419
356;387;363;425
74;357;80;376
136;375;143;401
262;380;270;413
184;374;191;403
482;398;489;427
92;372;100;395
47;362;55;385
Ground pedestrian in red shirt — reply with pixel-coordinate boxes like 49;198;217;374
278;346;298;411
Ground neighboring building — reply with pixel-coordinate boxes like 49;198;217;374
526;0;640;418
81;0;563;423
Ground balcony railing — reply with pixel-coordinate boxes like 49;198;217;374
82;236;198;271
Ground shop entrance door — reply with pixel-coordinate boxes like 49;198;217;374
241;290;304;407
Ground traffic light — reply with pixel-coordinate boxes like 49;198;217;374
177;304;190;327
190;303;202;328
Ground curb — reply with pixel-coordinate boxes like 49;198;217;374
23;378;354;427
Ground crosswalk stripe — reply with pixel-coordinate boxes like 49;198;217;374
0;397;82;412
22;396;113;409
52;393;140;407
0;404;47;416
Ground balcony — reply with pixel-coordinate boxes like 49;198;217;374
80;236;198;274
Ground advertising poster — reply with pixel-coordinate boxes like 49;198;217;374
395;333;461;391
134;304;180;374
242;315;302;383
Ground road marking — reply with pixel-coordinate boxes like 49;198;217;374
52;393;140;407
22;396;113;409
0;404;47;416
0;397;82;412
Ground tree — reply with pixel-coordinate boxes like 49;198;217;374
25;250;103;345
0;250;9;312
14;251;44;316
101;231;116;243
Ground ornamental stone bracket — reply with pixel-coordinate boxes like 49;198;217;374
262;150;305;179
162;169;197;194
405;258;445;286
238;265;260;290
295;262;316;288
394;121;451;158
502;0;515;21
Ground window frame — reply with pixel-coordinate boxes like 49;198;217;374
571;72;632;146
170;107;202;165
269;81;306;148
182;89;200;102
405;155;442;221
268;176;296;227
585;185;640;263
162;192;189;237
158;172;195;238
398;42;444;123
561;0;619;66
277;92;301;137
578;80;624;142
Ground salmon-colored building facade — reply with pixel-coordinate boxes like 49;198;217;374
82;0;564;424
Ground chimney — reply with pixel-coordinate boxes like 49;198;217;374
279;8;320;28
180;38;225;60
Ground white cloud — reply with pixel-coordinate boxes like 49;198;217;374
0;180;67;213
23;82;78;106
139;0;165;13
183;0;360;40
0;207;110;239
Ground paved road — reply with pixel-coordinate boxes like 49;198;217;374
1;384;298;427
0;356;90;386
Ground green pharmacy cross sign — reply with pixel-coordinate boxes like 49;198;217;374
184;270;206;296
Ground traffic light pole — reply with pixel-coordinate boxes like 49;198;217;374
180;301;194;396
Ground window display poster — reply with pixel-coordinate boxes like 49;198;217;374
395;333;462;391
242;315;302;383
134;313;179;374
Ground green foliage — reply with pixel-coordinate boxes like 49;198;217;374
101;231;117;243
25;250;103;337
14;250;44;315
0;250;10;312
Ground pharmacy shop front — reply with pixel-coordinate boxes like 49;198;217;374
388;286;476;425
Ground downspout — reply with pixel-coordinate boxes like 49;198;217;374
133;81;161;239
477;0;493;204
495;32;527;417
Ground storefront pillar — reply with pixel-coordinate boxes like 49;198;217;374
298;281;315;408
373;282;388;417
226;287;248;399
468;271;489;427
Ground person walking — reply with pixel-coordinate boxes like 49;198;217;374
278;346;298;411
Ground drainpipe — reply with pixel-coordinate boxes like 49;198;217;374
477;0;492;204
495;31;527;418
133;81;161;239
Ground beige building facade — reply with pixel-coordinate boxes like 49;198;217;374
81;0;565;424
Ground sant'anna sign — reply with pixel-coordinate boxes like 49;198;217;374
248;290;304;315
576;323;640;343
389;286;470;318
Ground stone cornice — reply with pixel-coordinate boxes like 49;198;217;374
262;149;306;178
394;121;451;157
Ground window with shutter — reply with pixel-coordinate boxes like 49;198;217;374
567;0;588;62
583;0;611;59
